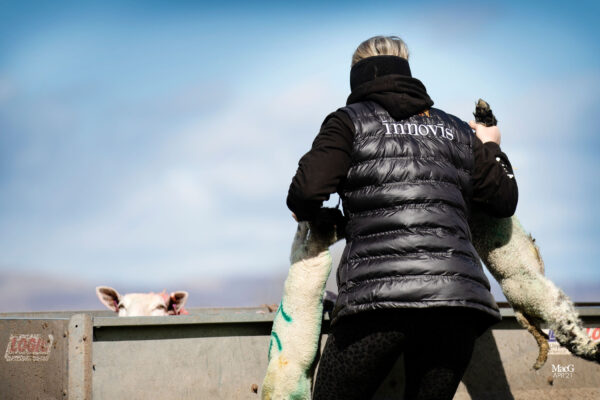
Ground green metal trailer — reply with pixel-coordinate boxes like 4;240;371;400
1;305;599;399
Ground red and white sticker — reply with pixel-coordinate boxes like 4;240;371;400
5;334;54;362
543;327;600;356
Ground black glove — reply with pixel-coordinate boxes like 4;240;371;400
309;207;347;241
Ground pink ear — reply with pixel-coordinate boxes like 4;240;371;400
169;291;189;315
96;286;121;312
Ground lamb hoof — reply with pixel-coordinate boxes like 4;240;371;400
533;358;546;370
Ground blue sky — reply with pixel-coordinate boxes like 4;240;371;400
1;1;599;300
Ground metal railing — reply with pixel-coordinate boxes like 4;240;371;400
1;305;599;399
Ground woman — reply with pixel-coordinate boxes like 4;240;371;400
287;36;518;400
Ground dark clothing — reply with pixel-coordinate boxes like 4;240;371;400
331;101;502;326
350;55;413;91
286;82;517;222
313;308;480;400
286;58;517;330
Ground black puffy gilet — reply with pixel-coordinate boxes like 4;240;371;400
332;101;501;325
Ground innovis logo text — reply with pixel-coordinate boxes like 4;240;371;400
382;121;455;141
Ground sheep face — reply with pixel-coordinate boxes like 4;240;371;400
96;286;188;316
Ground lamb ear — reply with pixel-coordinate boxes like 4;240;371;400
96;286;121;312
169;291;188;314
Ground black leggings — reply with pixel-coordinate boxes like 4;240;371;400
312;308;483;400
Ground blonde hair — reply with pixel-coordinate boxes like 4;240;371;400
351;36;410;66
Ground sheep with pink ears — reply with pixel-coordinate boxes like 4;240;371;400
96;286;188;317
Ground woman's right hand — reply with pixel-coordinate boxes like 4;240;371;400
469;120;501;145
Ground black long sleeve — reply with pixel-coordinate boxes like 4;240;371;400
286;111;354;221
471;138;518;217
287;110;518;220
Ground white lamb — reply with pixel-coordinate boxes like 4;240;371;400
96;286;189;316
471;212;600;368
262;210;342;400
